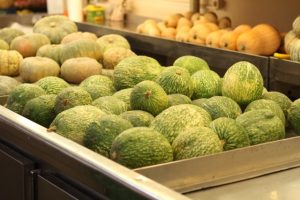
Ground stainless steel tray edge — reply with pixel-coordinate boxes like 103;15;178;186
0;106;189;200
135;136;300;193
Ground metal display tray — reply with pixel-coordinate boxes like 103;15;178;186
269;57;300;100
77;22;270;88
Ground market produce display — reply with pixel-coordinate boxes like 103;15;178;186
136;12;282;56
1;14;300;170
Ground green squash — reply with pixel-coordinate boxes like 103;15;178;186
173;55;209;74
35;76;69;95
92;96;127;115
120;110;154;127
288;99;300;135
36;44;63;64
0;27;24;44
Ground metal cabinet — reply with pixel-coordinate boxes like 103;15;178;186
0;142;35;200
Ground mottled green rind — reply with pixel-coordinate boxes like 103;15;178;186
156;66;194;97
97;34;131;53
261;91;292;118
209;117;250;151
193;96;242;120
222;61;264;106
113;56;162;90
6;83;46;114
35;76;69;95
79;75;115;93
236;109;285;145
84;115;133;157
288;99;300;135
110;127;173;169
173;55;210;74
54;87;92;114
0;27;24;44
245;99;286;127
81;84;114;100
191;70;221;99
130;80;168;116
113;88;133;110
60;39;102;64
150;104;212;144
49;105;106;144
172;127;223;160
0;75;21;96
120;110;154;127
92;96;127;115
22;94;56;127
168;94;192;107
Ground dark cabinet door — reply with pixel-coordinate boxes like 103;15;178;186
36;174;98;200
0;142;35;200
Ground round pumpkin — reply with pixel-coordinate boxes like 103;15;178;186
10;33;51;58
284;30;298;54
33;15;78;44
19;57;60;83
0;28;25;45
0;39;9;50
292;16;300;37
219;31;240;50
60;57;102;84
36;44;62;64
60;39;102;64
61;32;97;44
237;24;281;56
233;24;252;34
0;49;23;76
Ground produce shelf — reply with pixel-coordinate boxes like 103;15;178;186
269;57;300;100
77;22;270;88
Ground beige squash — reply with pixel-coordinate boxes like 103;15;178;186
206;29;228;48
219;31;240;50
164;13;183;28
188;24;214;45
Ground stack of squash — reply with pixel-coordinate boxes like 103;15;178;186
284;16;300;62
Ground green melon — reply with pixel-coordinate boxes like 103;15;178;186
110;127;173;169
22;94;56;127
167;94;192;107
97;34;131;53
92;96;127;115
173;55;209;74
172;127;223;160
261;91;292;118
288;99;300;134
192;96;242;120
113;56;162;90
81;84;114;100
6;83;46;114
222;61;264;106
191;70;221;99
112;88;133;110
130;80;168;116
120;110;154;127
0;75;21;96
236;109;285;145
35;76;69;95
79;74;115;93
156;66;194;97
245;99;286;127
54;87;93;114
209;117;250;150
84;114;133;157
49;105;106;144
150;104;212;144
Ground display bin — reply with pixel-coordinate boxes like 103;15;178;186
77;22;270;88
269;57;300;100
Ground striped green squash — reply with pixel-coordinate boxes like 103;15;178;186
222;61;263;106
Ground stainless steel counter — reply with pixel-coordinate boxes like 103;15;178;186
186;167;300;200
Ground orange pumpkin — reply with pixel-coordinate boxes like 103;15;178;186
233;24;252;34
237;24;281;56
206;29;228;48
219;31;240;50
